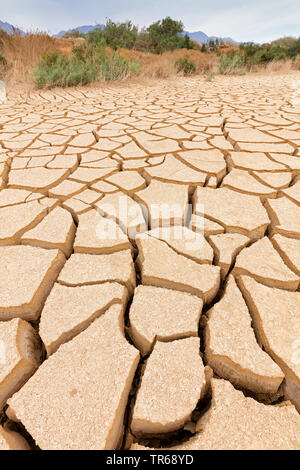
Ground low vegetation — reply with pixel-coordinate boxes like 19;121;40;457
219;38;300;74
0;17;300;89
32;45;140;87
175;57;196;74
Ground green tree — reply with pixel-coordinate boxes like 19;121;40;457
146;17;193;53
93;19;138;50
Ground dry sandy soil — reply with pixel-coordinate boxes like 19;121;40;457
0;72;300;450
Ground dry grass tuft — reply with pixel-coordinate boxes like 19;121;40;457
121;48;219;79
0;32;84;87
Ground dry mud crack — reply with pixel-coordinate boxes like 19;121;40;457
0;73;300;450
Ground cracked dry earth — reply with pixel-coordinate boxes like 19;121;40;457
0;73;300;451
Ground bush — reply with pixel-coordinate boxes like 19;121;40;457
33;51;99;87
219;53;245;74
176;57;196;74
32;47;140;87
238;38;300;66
100;52;141;81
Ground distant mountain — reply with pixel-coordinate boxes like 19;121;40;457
0;20;25;35
0;20;238;45
53;24;104;38
184;30;238;45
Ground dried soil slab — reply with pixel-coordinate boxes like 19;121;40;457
228;152;287;172
209;233;250;278
253;171;292;189
0;426;30;450
193;187;270;240
142;155;207;186
206;175;218;188
70;132;96;147
58;250;135;294
69;167;117;184
265;196;300;239
80;157;119;170
131;338;206;435
96;192;146;240
21;206;76;257
135;180;189;229
166;379;300;450
48;179;86;200
116;140;148;159
235;142;294;154
280;181;300;206
146;226;214;264
228;128;282;143
123;159;149;170
0;200;56;245
8;168;69;191
271;234;300;275
129;285;202;355
74;210;131;254
48;154;78;170
0;246;65;321
136;235;220;304
221;169;277;198
8;305;139;450
92;180;118;194
150;124;191;140
238;276;300;412
190;214;224;236
270;154;300;172
205;276;284;394
40;282;128;356
105;171;146;193
134;132;180;154
73;188;102;205
233;237;299;290
177;149;226;182
0;319;41;409
0;188;34;207
62;196;90;215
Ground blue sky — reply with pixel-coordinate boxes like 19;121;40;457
1;0;300;42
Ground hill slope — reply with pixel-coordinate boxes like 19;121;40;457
0;20;25;35
53;24;105;37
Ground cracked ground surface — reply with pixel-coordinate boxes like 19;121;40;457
0;73;300;450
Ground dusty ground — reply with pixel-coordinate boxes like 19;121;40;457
0;72;300;450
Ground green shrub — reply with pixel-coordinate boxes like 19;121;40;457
176;57;196;74
219;53;245;74
32;47;140;87
238;38;300;66
33;53;99;87
100;52;141;81
0;54;4;63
